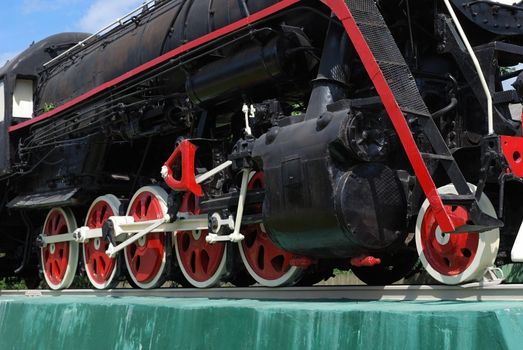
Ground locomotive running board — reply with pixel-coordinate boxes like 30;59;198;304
6;188;79;209
326;0;502;233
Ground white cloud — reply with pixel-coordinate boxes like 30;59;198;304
79;0;145;33
494;0;519;5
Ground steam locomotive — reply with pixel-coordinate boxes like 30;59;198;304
1;0;523;289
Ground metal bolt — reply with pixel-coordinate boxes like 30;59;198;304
211;216;219;232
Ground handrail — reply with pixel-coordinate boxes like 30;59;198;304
444;0;494;134
43;0;157;68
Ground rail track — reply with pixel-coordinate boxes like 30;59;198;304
2;284;523;302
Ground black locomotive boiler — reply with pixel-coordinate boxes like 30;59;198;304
1;0;523;289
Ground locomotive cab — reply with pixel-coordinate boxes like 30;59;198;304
0;33;90;175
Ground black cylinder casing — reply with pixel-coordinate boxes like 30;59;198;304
335;163;407;250
252;107;408;258
186;37;287;105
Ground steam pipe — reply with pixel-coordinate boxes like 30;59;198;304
305;17;351;120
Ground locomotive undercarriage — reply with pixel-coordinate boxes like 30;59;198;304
2;0;523;289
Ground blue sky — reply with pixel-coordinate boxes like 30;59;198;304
0;0;144;66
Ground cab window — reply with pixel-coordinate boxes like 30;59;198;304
12;79;33;119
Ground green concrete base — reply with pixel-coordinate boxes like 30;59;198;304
1;296;523;349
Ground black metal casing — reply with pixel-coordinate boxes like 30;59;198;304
253;106;408;258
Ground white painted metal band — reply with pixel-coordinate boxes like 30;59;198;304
39;215;208;245
40;233;76;245
196;160;233;184
115;216;208;235
106;215;209;257
79;228;103;241
443;0;494;134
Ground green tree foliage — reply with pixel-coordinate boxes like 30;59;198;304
0;278;27;290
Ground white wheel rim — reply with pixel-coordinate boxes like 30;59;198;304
82;195;121;290
238;224;303;287
124;186;168;289
415;183;500;285
41;207;79;290
174;235;228;288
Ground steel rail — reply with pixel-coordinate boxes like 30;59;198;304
2;284;523;302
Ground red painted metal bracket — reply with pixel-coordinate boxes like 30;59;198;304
350;255;382;268
501;135;523;177
162;140;203;197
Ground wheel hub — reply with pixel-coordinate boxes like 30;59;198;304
191;230;202;240
94;238;101;250
434;226;450;245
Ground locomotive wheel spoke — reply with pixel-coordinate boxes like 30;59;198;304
240;223;302;286
238;172;304;287
124;186;169;289
175;193;228;288
83;195;121;289
41;208;79;290
415;184;500;285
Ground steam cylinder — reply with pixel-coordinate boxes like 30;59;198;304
186;37;289;105
252;108;408;258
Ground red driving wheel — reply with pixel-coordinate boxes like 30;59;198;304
124;186;169;289
83;195;121;289
420;205;478;276
41;208;79;290
238;172;304;287
415;184;500;284
174;193;228;288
